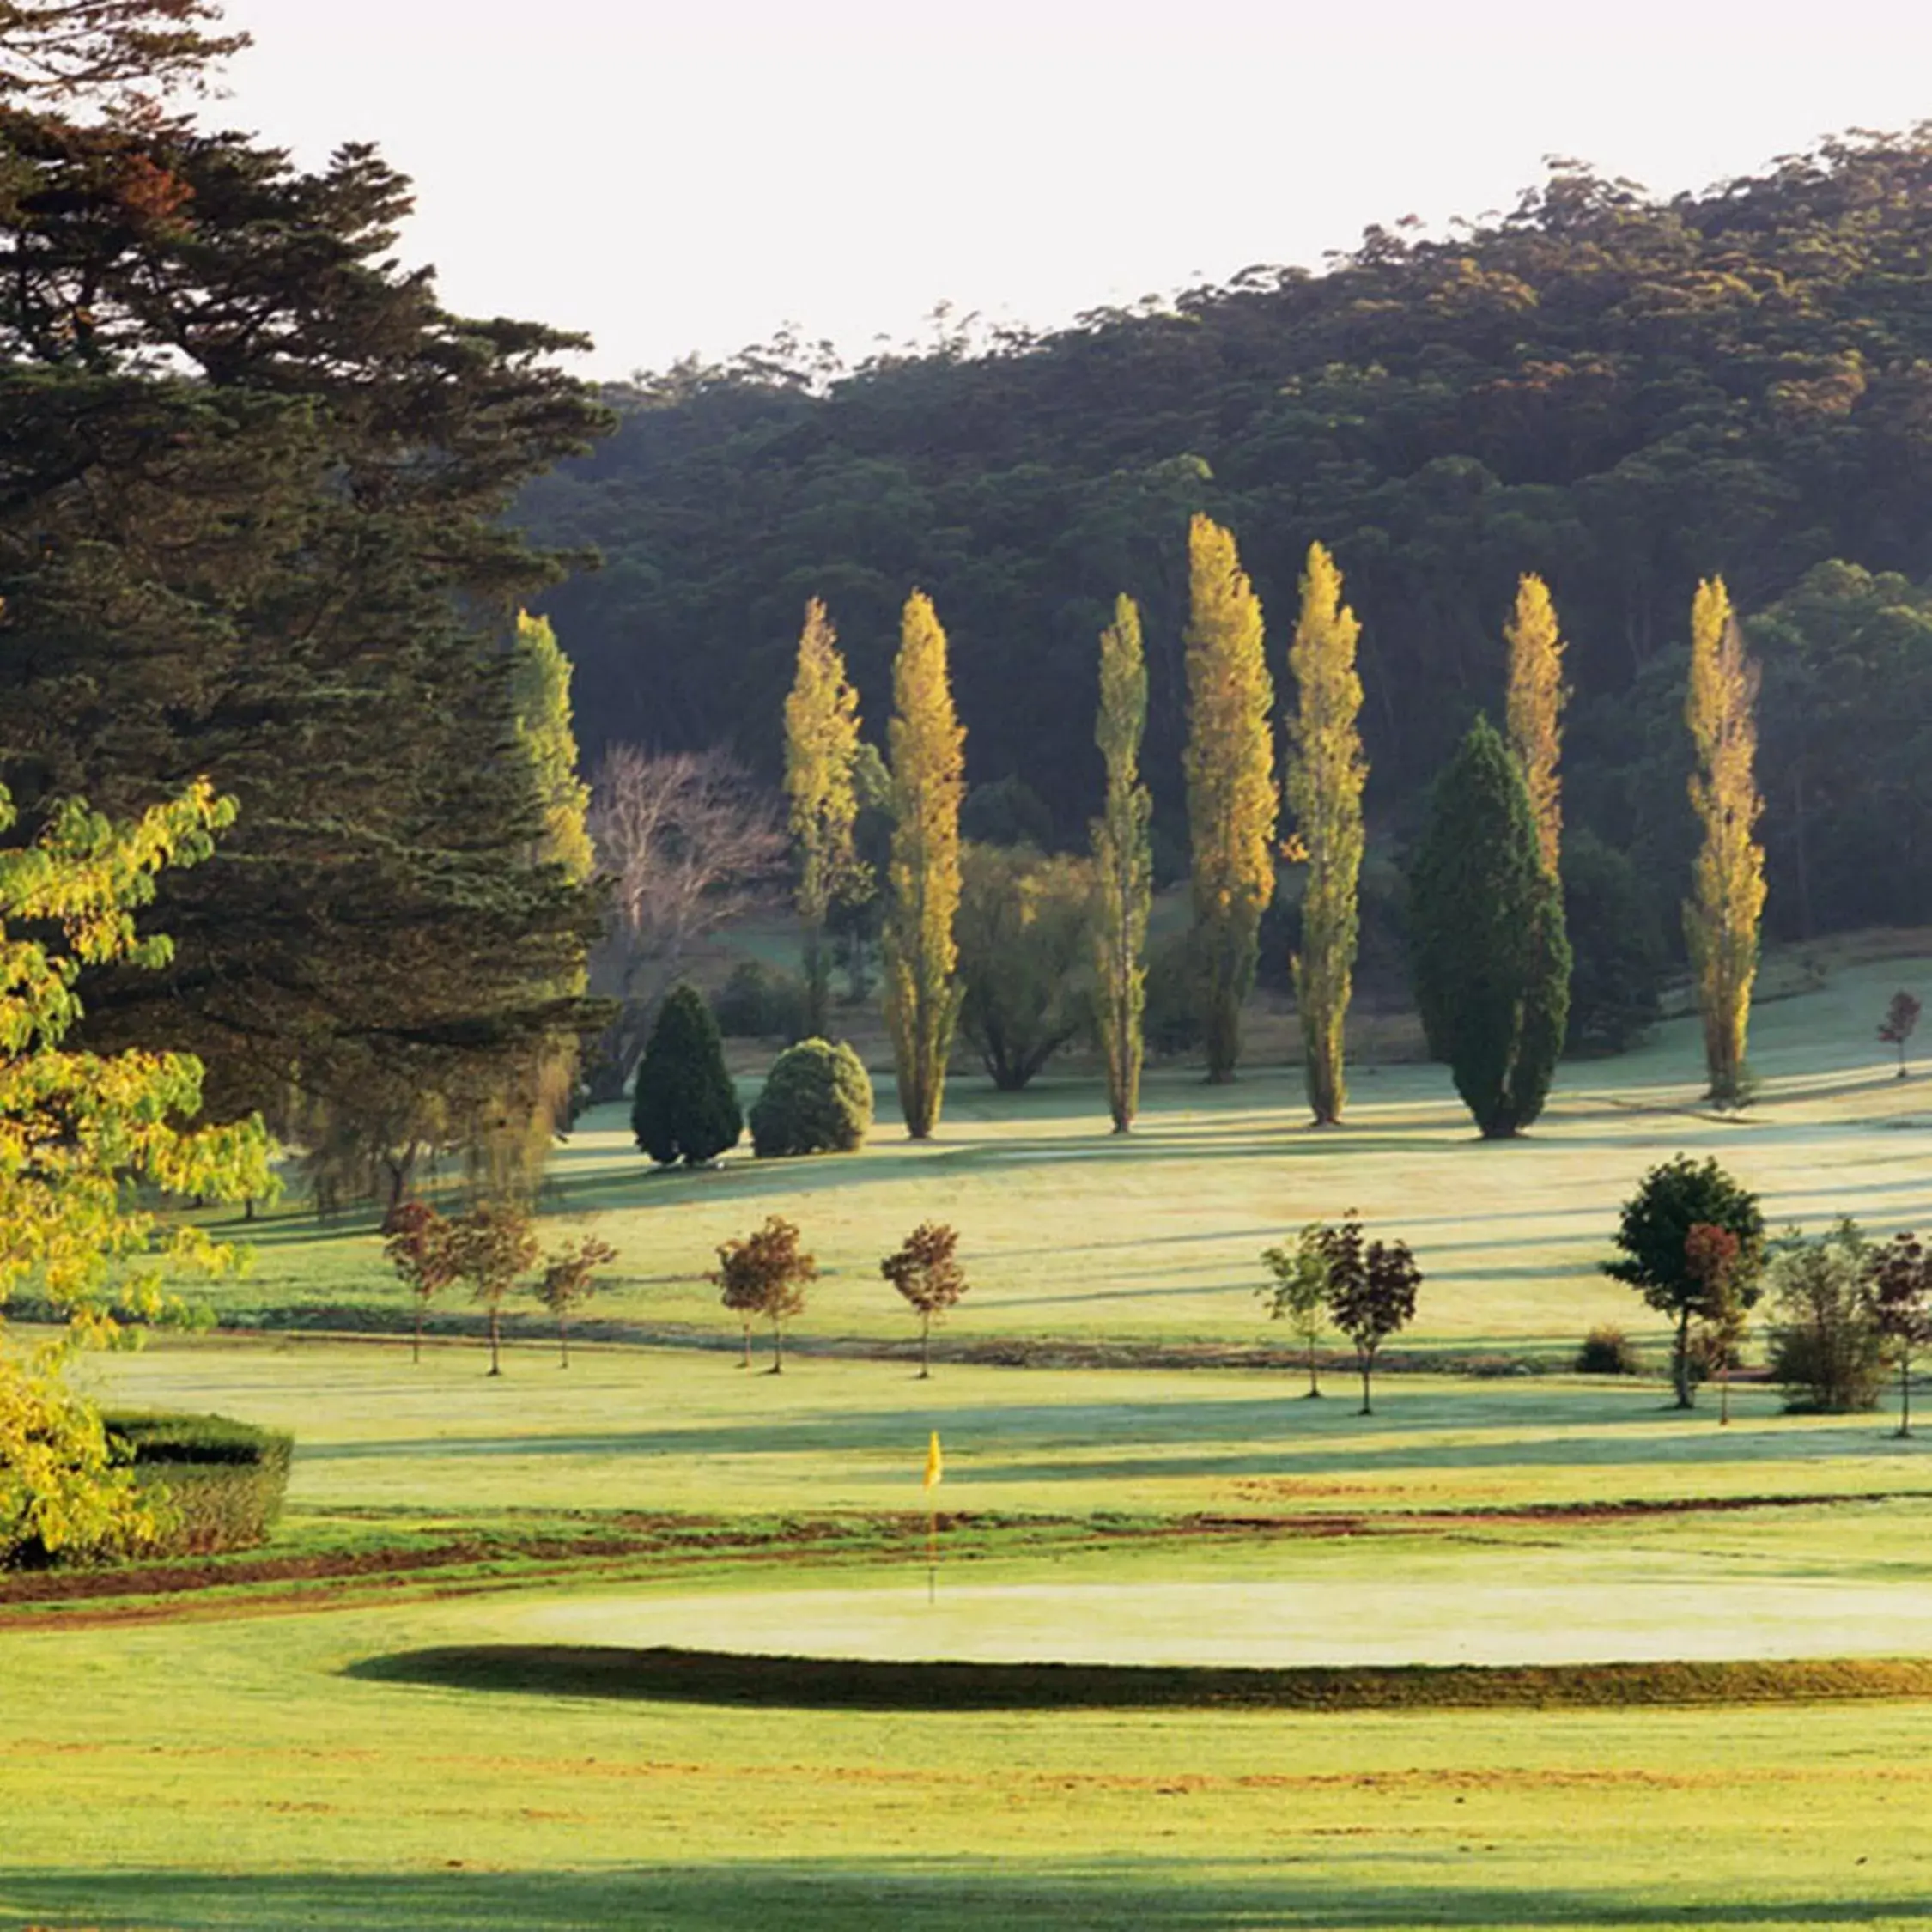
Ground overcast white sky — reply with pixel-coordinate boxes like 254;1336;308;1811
216;0;1932;380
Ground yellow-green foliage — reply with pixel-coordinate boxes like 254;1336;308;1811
1285;542;1366;1124
0;777;273;1560
1091;594;1153;1132
1684;577;1767;1104
1182;516;1276;1082
510;611;594;885
491;611;596;1194
1504;573;1567;878
784;598;866;1036
883;591;966;1139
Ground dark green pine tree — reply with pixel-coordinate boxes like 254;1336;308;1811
1409;717;1571;1137
0;95;612;1185
631;987;744;1165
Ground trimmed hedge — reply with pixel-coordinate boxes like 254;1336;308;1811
106;1411;294;1555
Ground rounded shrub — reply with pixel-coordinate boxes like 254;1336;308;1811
749;1037;873;1157
1575;1326;1640;1376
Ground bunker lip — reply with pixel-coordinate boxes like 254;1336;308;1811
345;1643;1932;1712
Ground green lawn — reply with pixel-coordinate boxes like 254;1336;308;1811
177;956;1932;1362
9;956;1932;1928
6;1553;1932;1930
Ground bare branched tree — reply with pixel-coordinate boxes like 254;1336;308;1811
584;745;786;1098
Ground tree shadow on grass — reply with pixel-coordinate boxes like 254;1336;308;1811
5;1860;1927;1931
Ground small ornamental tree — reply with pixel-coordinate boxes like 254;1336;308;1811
447;1200;540;1376
383;1200;458;1364
881;1223;969;1377
631;984;743;1166
1321;1213;1423;1415
1866;1231;1932;1437
1684;1223;1747;1425
1879;991;1922;1079
533;1236;617;1368
710;1216;816;1373
1602;1156;1765;1407
1259;1224;1334;1397
748;1037;873;1157
1765;1222;1885;1414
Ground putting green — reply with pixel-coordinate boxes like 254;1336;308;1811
504;1572;1932;1667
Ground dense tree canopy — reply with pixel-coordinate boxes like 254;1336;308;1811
0;67;611;1176
523;131;1932;944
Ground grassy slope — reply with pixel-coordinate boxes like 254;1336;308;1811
180;957;1932;1358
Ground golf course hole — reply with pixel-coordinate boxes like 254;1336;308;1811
347;1645;1932;1710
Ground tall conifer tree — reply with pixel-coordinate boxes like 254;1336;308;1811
1504;574;1567;878
1091;594;1153;1132
1684;577;1766;1105
1285;543;1366;1124
1410;718;1571;1137
783;598;865;1037
1183;515;1276;1083
883;591;965;1139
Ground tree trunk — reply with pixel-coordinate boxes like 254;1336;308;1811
1306;1340;1321;1398
919;1314;931;1379
558;1318;569;1369
1900;1352;1914;1440
1719;1358;1730;1425
1358;1353;1373;1416
804;923;829;1040
412;1301;423;1365
739;1324;751;1370
1674;1311;1695;1408
769;1321;784;1374
488;1305;501;1377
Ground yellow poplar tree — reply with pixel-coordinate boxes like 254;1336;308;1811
784;597;865;1038
1285;542;1367;1125
1684;577;1766;1105
1091;593;1153;1133
511;610;595;884
1183;515;1276;1082
1504;574;1567;877
884;591;966;1139
478;610;598;1197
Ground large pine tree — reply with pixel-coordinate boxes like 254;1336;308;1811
1410;718;1571;1138
1182;515;1276;1083
783;598;865;1039
883;591;965;1139
1285;543;1366;1125
0;72;610;1184
1684;577;1766;1106
1091;594;1153;1133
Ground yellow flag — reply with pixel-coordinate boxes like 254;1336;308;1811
923;1430;944;1490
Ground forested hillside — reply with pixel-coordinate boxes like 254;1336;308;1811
522;131;1932;941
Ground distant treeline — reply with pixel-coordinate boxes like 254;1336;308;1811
520;129;1932;942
